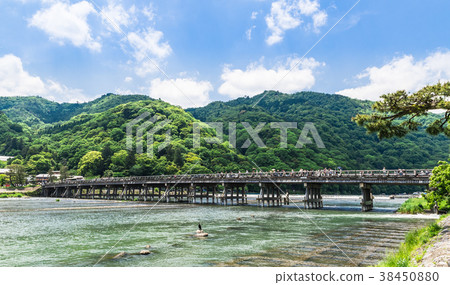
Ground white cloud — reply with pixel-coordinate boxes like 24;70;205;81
0;54;45;96
337;51;450;101
29;1;101;52
124;76;133;83
101;1;135;33
45;79;88;103
0;54;88;102
143;4;155;21
128;28;172;61
297;0;319;15
148;78;213;108
265;1;301;45
265;0;327;45
312;10;327;29
251;11;258;20
127;28;172;77
218;57;323;98
246;25;256;40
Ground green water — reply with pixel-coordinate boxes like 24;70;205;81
0;197;435;267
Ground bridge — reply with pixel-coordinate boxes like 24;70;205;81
41;169;432;211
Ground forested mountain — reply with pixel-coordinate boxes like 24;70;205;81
0;112;31;156
187;91;449;170
3;99;250;177
0;94;149;127
0;91;448;188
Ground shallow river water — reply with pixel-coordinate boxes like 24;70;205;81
0;197;436;267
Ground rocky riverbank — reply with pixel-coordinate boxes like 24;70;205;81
417;215;450;267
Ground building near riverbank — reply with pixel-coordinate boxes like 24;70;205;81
0;156;14;162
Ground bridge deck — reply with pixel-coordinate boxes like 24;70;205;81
41;169;432;211
43;169;432;188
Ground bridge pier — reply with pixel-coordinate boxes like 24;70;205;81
111;187;117;200
105;186;111;200
164;184;170;203
142;185;147;201
120;185;126;200
221;184;247;205
360;183;373;212
303;183;322;209
258;183;281;207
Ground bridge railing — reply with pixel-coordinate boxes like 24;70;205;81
43;169;433;187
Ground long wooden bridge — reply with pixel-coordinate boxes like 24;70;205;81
41;169;432;211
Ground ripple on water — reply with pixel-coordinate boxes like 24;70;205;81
0;197;436;267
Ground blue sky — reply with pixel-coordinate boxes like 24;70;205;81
1;0;450;108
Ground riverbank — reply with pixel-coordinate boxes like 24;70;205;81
0;186;40;193
417;215;450;267
0;186;41;198
378;214;449;267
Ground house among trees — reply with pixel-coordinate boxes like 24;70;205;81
36;171;61;183
0;156;14;162
35;174;50;183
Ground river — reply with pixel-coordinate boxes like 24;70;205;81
0;196;436;267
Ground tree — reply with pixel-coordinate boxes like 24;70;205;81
353;82;450;139
125;150;136;169
101;143;114;173
48;169;55;183
0;174;7;186
110;150;128;172
353;82;450;210
26;152;55;174
78;151;103;176
60;165;69;181
7;164;26;186
103;169;114;177
428;159;450;211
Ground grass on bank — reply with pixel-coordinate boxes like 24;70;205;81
377;214;448;267
397;197;430;214
0;193;26;198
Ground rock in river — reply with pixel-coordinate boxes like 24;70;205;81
140;250;151;255
113;251;127;259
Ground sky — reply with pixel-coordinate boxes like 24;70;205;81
1;0;450;108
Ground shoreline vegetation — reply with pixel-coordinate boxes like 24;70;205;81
377;197;449;267
378;214;449;267
0;192;27;198
397;197;431;214
397;197;450;214
0;186;40;198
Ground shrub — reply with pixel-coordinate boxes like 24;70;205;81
397;198;429;214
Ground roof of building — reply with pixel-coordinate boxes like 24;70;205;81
0;156;14;162
36;174;50;178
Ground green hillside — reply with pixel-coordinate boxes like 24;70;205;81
0;91;448;189
0;93;150;127
12;99;249;176
187;91;449;170
0;112;31;156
